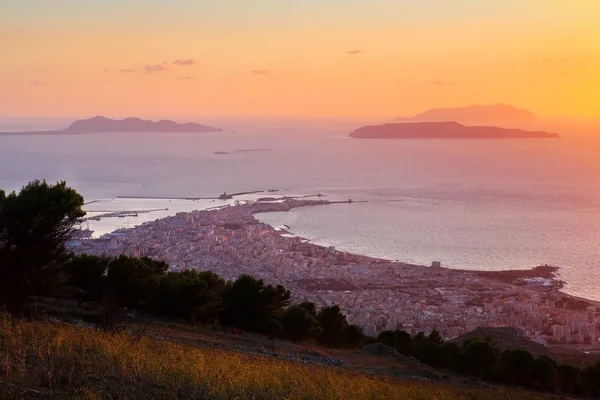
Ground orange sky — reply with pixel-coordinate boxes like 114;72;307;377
1;1;599;118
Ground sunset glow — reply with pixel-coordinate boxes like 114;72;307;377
1;0;599;118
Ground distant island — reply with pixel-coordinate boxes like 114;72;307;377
0;116;222;135
349;121;559;139
394;104;538;125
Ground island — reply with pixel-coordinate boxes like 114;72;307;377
0;116;222;135
394;104;538;125
348;121;559;139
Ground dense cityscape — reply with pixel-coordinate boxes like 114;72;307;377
72;199;600;349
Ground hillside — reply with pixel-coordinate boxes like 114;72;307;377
349;121;558;139
0;316;555;400
394;104;538;124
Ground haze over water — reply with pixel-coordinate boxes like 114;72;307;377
1;122;599;300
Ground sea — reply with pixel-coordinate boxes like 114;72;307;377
1;119;599;300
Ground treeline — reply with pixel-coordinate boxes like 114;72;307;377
3;180;600;398
65;254;364;348
0;180;364;348
376;329;600;396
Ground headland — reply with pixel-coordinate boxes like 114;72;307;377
71;197;600;353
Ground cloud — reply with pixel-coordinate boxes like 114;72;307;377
346;49;363;55
145;64;169;74
175;76;195;81
173;59;196;66
119;68;137;73
31;80;46;86
426;80;456;86
251;69;270;75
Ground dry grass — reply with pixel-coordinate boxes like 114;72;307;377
0;315;553;400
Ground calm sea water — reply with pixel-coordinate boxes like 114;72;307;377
1;124;599;300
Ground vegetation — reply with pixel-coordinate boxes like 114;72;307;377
0;180;85;316
0;315;554;400
376;328;600;397
2;180;600;398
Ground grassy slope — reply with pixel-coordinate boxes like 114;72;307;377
0;316;554;400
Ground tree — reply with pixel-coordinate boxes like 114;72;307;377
316;305;349;347
147;270;226;324
460;339;500;378
280;305;319;343
438;342;462;370
221;275;290;332
500;349;534;386
265;319;282;340
532;357;557;391
582;361;600;397
66;254;167;330
343;324;366;348
413;339;440;367
105;255;168;310
427;330;444;345
65;254;111;306
0;180;85;315
557;364;580;394
377;330;413;356
298;301;317;317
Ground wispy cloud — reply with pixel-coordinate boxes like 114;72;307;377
346;49;363;55
119;68;137;73
31;80;46;86
251;69;270;75
145;64;169;74
426;80;456;86
425;80;482;86
173;59;196;66
175;76;195;81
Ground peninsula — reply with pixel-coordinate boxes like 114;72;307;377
72;198;599;349
394;104;539;125
0;116;222;135
349;121;559;139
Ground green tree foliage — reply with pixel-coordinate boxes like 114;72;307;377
343;324;366;349
427;330;444;345
221;275;290;332
66;254;168;330
265;318;282;340
582;361;600;397
0;180;85;315
298;301;317;317
413;338;440;366
460;339;499;378
500;349;534;385
376;330;414;356
532;357;557;391
557;364;580;394
148;270;226;324
280;305;320;343
64;254;111;305
438;342;462;370
316;305;349;348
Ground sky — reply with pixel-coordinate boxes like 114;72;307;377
1;0;599;119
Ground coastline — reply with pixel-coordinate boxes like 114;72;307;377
73;196;600;348
82;193;596;306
